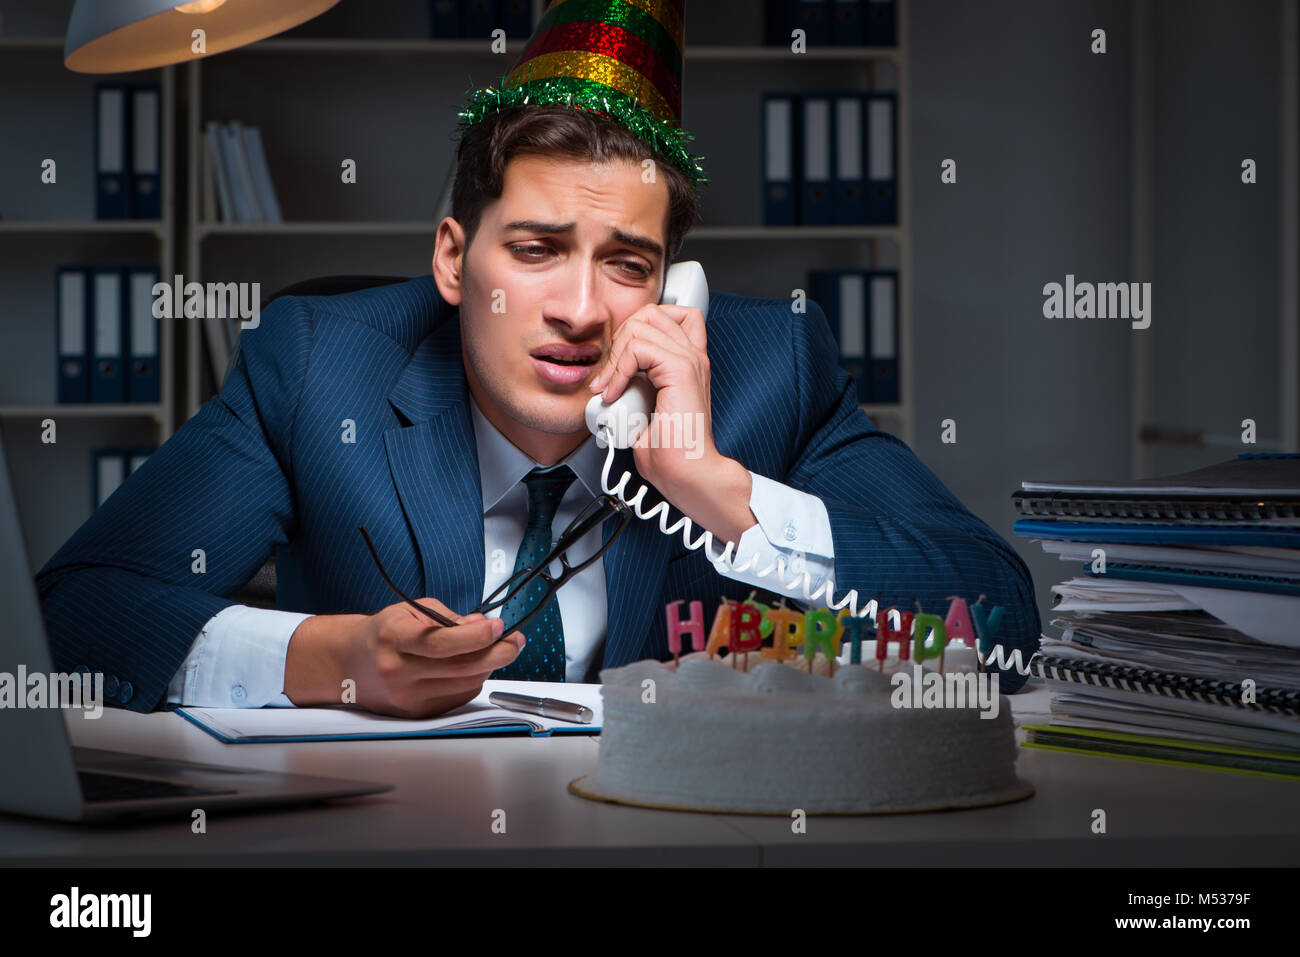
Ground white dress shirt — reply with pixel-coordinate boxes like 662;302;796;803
166;393;837;707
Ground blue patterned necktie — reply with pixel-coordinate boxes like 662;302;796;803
492;464;577;681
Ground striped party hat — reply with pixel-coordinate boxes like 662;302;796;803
455;0;707;194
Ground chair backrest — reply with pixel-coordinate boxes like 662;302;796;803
266;274;410;304
231;274;412;609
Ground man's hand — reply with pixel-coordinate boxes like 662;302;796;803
283;599;526;718
588;302;758;547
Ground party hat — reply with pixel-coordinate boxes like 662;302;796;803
456;0;707;194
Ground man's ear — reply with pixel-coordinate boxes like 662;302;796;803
432;216;467;305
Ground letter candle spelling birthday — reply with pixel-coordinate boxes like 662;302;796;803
838;608;873;663
664;599;705;666
876;609;913;671
802;608;840;676
944;596;979;649
764;606;804;662
911;613;947;671
970;596;1006;666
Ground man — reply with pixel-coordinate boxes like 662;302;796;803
36;0;1040;718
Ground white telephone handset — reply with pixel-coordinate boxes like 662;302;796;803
584;260;709;449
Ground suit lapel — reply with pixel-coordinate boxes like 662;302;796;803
384;316;485;619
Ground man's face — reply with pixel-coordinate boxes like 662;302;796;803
433;153;669;462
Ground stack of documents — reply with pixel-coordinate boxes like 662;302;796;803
1012;454;1300;778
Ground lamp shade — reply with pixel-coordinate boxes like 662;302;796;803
64;0;340;73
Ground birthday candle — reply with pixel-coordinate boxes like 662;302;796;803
875;608;914;666
911;613;947;666
801;608;838;663
970;598;1006;657
944;596;979;648
732;601;764;671
705;600;733;660
837;609;873;664
664;599;704;660
764;608;805;660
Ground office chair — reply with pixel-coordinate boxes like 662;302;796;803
230;275;410;609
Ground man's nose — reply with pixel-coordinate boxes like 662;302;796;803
554;266;609;332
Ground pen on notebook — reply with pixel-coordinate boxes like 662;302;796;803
488;692;594;724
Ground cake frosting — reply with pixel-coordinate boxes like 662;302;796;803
572;656;1033;814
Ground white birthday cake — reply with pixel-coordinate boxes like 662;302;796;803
570;654;1033;815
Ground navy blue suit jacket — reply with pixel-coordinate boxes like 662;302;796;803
36;276;1040;712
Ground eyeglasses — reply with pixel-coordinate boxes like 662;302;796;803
358;492;633;640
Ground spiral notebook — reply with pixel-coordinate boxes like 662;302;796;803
1013;452;1300;527
1018;453;1300;498
1029;653;1300;722
173;680;604;744
1077;561;1300;597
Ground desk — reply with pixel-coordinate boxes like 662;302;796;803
1;681;1297;866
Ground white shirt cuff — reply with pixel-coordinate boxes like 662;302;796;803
711;471;836;604
165;605;313;708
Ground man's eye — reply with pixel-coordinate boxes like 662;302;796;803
511;246;647;278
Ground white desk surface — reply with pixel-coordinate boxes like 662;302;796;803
2;680;1297;866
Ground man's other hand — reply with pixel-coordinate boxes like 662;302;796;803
283;599;525;718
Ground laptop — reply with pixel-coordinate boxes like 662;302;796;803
0;440;392;823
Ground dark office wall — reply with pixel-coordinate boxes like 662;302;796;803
1146;0;1283;480
910;0;1136;624
909;0;1287;633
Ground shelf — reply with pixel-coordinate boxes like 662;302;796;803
690;45;900;62
198;221;900;240
0;37;64;51
230;38;900;62
688;225;901;241
860;404;906;420
0;404;165;419
236;38;530;55
0;35;899;62
199;221;437;237
0;220;165;237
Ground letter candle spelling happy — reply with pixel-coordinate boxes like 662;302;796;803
730;601;765;671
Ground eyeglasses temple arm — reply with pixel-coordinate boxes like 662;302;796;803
357;525;460;628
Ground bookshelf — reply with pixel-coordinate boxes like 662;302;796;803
180;0;914;443
0;2;177;568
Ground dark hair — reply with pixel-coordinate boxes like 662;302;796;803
451;105;700;267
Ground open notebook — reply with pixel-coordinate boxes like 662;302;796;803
172;679;603;744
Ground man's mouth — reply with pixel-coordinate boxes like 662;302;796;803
530;344;602;388
531;345;601;366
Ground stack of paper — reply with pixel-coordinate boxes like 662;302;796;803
1013;454;1300;777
